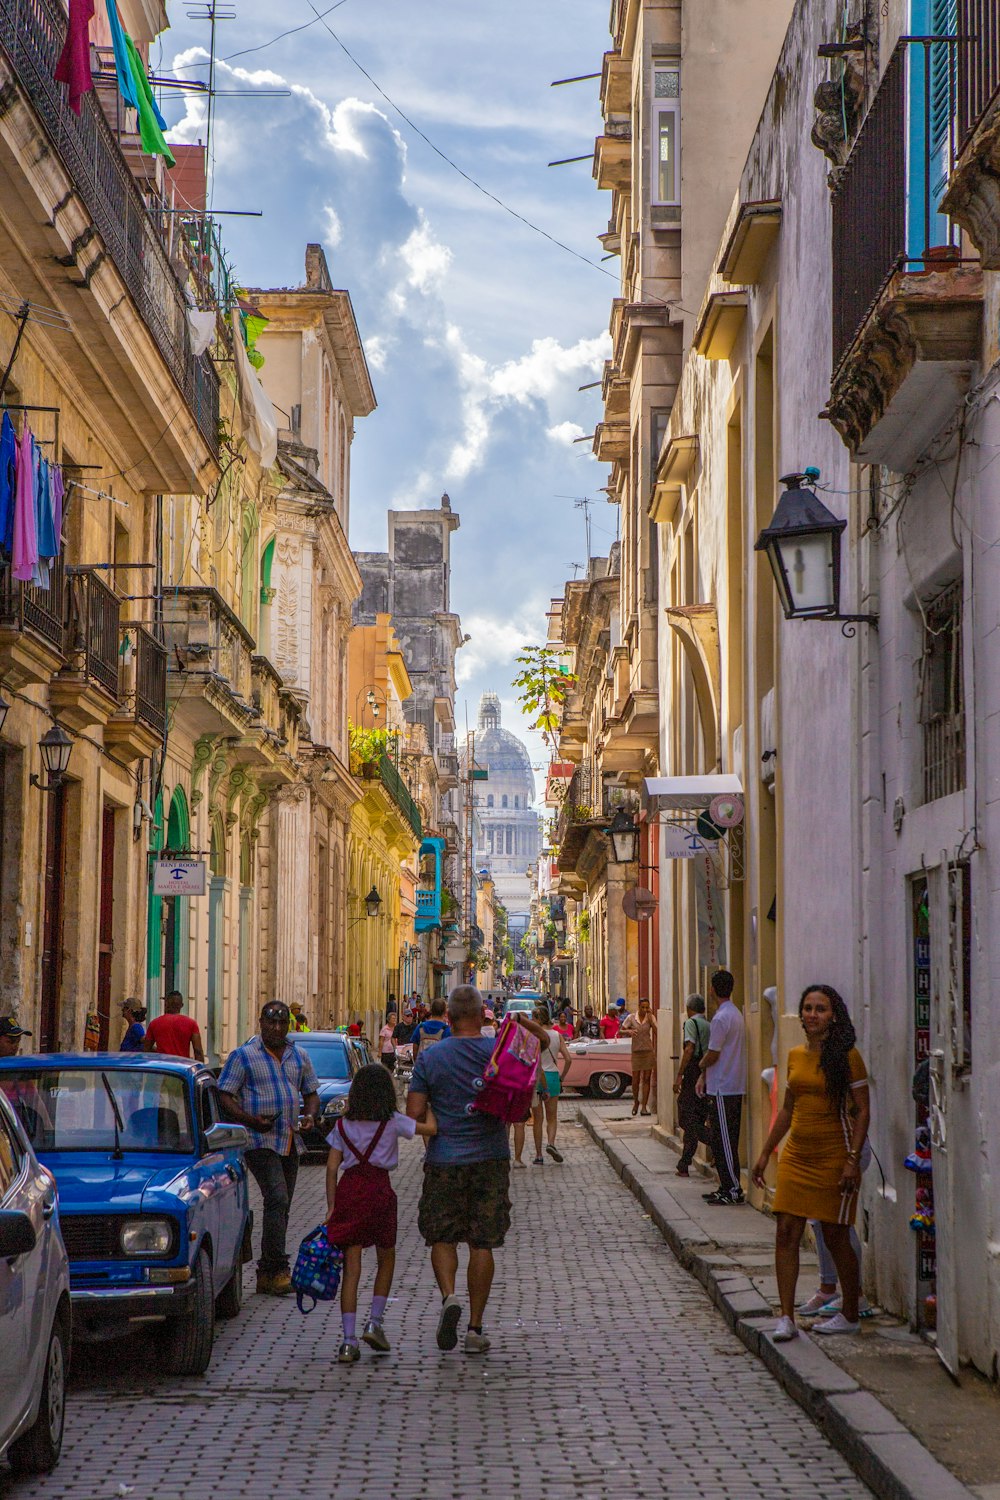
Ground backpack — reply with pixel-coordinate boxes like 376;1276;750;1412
419;1021;448;1051
470;1014;541;1125
291;1223;344;1314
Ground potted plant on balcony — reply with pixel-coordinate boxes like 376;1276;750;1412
349;723;392;779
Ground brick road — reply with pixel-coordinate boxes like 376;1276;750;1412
6;1119;870;1500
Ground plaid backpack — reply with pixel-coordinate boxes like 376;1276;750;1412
291;1223;343;1314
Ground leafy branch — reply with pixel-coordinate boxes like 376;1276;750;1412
512;646;577;750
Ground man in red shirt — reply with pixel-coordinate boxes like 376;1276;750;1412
599;1009;621;1040
143;991;205;1061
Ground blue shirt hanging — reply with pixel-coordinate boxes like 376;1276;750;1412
0;411;16;552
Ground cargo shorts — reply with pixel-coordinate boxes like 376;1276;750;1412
418;1159;512;1249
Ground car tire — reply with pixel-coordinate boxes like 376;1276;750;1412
215;1255;243;1320
163;1248;215;1376
9;1312;67;1474
590;1072;629;1100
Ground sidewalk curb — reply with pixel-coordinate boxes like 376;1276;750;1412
580;1107;976;1500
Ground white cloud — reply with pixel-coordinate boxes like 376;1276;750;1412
489;334;610;404
364;333;391;372
400;216;453;293
322;205;343;248
456;607;547;685
547;420;587;446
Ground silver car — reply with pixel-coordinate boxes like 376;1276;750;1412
0;1088;71;1475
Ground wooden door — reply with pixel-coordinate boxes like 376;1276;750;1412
97;805;116;1050
39;784;67;1052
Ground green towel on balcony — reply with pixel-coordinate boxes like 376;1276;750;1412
124;32;175;167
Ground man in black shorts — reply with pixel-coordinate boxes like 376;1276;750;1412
407;984;548;1356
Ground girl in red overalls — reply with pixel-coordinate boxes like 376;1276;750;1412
325;1063;436;1363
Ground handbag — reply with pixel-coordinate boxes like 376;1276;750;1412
471;1014;541;1124
291;1223;344;1314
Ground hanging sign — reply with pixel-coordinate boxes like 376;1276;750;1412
662;824;710;859
153;859;207;896
694;853;727;967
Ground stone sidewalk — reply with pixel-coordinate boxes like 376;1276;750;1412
581;1104;1000;1500
4;1122;871;1500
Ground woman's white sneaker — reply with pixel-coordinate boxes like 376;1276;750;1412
797;1290;834;1315
772;1315;798;1342
812;1311;861;1335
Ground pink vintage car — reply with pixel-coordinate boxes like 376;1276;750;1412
562;1037;635;1100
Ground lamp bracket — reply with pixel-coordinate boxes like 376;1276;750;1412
798;612;879;638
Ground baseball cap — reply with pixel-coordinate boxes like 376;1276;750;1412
0;1016;31;1039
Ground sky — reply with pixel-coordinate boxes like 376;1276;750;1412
159;0;615;801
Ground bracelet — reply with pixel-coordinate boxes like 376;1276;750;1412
845;1151;860;1162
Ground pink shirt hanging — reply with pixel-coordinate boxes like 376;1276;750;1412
11;424;38;583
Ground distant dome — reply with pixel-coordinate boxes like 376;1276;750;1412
463;693;540;916
463;695;535;794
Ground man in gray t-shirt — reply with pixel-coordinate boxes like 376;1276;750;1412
696;970;747;1204
408;984;547;1357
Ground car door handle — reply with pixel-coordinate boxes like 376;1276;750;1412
225;1164;240;1182
42;1200;55;1220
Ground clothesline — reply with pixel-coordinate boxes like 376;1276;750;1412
0;411;65;586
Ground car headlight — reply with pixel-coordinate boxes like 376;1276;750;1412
322;1098;348;1118
120;1218;174;1257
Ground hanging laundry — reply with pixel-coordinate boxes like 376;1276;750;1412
11;424;38;583
124;33;175;167
0;411;16;553
104;0;138;110
54;0;95;115
233;326;278;469
35;450;59;588
49;465;65;548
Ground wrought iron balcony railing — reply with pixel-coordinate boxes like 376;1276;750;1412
0;0;220;453
0;555;65;654
121;622;166;735
67;568;120;698
957;0;1000;150
378;751;422;840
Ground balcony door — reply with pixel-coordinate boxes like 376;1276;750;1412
907;0;958;257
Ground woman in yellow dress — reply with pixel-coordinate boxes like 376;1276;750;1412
751;985;870;1343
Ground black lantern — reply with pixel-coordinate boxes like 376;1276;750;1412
0;691;8;738
364;885;382;919
31;723;73;793
607;806;639;864
754;474;877;628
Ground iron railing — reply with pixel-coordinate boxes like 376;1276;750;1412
132;623;166;735
161;586;254;704
378;751;423;840
67;569;120;697
921;579;965;803
556;763;594;844
0;0;220;453
957;0;1000;150
832;41;960;371
0;555;65;653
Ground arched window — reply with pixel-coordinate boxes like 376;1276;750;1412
513;795;519;809
502;795;508;809
487;794;494;809
506;828;513;855
239;504;259;633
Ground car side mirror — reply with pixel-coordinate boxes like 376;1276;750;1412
204;1122;249;1153
0;1209;37;1257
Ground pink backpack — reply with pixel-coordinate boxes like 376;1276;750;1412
471;1015;541;1124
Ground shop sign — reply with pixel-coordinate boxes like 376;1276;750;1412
153;859;207;896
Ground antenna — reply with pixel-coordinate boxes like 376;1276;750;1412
568;562;583;578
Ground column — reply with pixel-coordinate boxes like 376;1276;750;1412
273;785;311;1004
605;860;630;1006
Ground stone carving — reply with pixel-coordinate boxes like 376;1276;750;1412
942;106;1000;269
274;574;300;676
811;15;878;183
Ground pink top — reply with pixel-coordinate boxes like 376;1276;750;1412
326;1112;416;1170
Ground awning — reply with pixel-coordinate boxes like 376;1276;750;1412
642;774;743;816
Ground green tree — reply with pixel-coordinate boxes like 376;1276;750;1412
512;646;577;750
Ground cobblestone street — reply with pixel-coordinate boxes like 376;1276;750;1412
5;1120;870;1500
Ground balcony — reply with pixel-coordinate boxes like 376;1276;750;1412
0;0;220;458
49;569;121;729
942;1;1000;266
162;587;255;738
593;126;631;193
0;556;65;686
593;420;629;463
378;752;422;840
826;41;983;470
105;623;167;760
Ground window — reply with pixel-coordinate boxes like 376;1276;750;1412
0;1106;23;1197
651;407;670;469
514;796;519;809
486;795;494;809
502;795;508;809
919;579;964;803
652;67;680;205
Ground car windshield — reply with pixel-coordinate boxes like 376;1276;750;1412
0;1069;195;1154
292;1040;350;1080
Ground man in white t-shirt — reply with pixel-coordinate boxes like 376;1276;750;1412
696;969;747;1205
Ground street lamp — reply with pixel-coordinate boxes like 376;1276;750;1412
607;806;639;864
364;885;382;919
754;473;877;631
30;724;73;793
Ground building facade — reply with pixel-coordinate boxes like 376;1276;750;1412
466;692;540;922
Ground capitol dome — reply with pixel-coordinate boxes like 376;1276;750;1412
462;693;541;919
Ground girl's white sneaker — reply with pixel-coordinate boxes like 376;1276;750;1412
772;1315;798;1342
797;1290;834;1315
812;1312;861;1335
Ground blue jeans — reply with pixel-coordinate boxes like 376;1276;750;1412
245;1148;299;1273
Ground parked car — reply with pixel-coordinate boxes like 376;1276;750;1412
0;1088;71;1475
293;1031;374;1150
0;1054;250;1377
504;991;549;1020
562;1038;635;1099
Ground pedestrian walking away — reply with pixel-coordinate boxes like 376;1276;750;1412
513;1005;572;1167
411;996;450;1060
406;984;551;1355
673;993;711;1174
378;1017;397;1072
753;984;871;1343
118;997;147;1052
218;1000;320;1295
697;969;747;1204
142;990;205;1061
325;1062;437;1363
623;996;656;1115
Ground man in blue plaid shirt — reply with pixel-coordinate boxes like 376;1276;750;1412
219;1001;320;1295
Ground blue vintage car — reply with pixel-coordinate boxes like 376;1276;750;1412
0;1054;251;1377
293;1031;374;1150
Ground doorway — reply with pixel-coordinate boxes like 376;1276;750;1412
39;783;68;1051
96;804;116;1049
